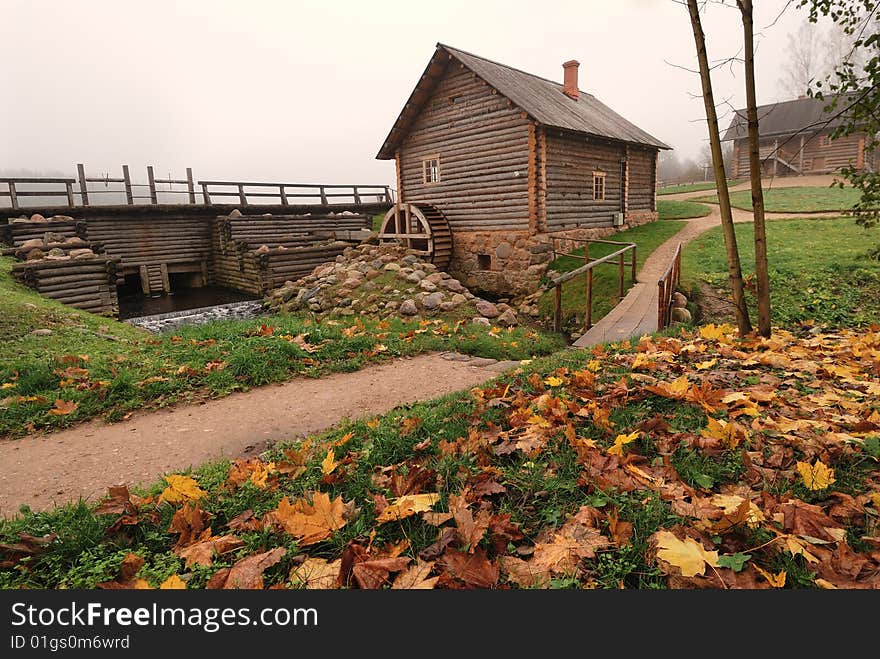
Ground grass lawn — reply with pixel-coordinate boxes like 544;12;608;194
658;180;742;195
694;186;861;213
658;199;711;220
539;220;685;331
2;325;877;589
0;257;565;438
682;217;880;327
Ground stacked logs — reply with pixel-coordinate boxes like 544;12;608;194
211;212;370;294
11;256;121;316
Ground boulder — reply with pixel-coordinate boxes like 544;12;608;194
475;300;500;318
672;292;688;309
422;292;444;310
496;309;518;327
29;213;47;223
450;293;467;307
48;248;65;257
419;279;438;292
229;209;243;218
440;278;466;293
671;307;692;323
472;317;491;327
384;262;401;272
19;238;44;251
255;245;270;254
26;248;45;261
30;329;53;336
399;299;419;316
69;248;95;259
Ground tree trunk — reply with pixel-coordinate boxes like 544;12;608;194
686;0;753;336
738;0;772;337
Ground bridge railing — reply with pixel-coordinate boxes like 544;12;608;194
0;163;393;210
197;181;392;206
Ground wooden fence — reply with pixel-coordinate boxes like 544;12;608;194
0;164;393;210
657;243;682;330
548;238;637;333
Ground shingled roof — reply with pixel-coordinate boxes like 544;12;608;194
721;95;852;141
376;43;670;160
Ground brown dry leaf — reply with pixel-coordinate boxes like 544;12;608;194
48;398;78;416
391;560;438;589
272;492;349;545
375;493;440;524
754;564;787;588
530;507;610;576
276;446;309;479
449;493;490;552
352;556;411;589
389;463;437;497
207;547;286;590
177;534;244;568
93;485;136;516
400;416;423;436
422;511;453;526
438;548;499;588
97;553;151;590
645;376;690;400
227;458;274;489
290;558;341;589
292;333;318;353
653;530;719;578
157;474;207;506
167;502;211;549
501;556;550;588
607;509;634;547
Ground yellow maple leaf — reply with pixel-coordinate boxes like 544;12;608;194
48;398;78;416
754;564;786;588
158;474;207;505
654;531;718;577
376;493;440;524
274;492;349;545
796;460;836;491
586;360;601;372
366;417;380;429
646;375;690;400
631;353;655;371
159;574;187;589
869;492;880;509
710;494;764;526
702;417;743;449
699;324;734;342
607;431;640;456
0;382;15;389
290;557;341;589
782;534;820;564
694;358;718;371
321;449;339;476
543;376;564;387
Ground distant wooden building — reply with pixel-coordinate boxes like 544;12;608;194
722;95;874;178
376;43;669;296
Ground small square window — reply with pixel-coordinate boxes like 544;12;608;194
592;171;606;201
477;254;491;269
818;135;832;148
423;157;440;184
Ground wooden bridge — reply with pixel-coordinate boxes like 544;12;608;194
0;163;394;212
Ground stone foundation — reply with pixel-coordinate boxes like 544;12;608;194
449;211;659;296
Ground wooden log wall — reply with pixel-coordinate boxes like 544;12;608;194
733;131;867;176
544;131;624;230
1;219;87;246
11;256;121;316
84;216;213;276
398;63;532;231
627;146;656;211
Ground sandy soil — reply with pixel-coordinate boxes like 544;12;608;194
0;353;517;516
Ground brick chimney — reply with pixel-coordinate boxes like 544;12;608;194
562;60;580;100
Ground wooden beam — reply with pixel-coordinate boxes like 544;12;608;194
528;122;537;235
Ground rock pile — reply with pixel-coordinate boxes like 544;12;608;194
671;291;692;323
265;243;520;325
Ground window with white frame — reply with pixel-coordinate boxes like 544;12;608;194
422;157;440;184
592;170;606;200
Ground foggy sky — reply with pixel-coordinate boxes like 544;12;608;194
1;0;818;187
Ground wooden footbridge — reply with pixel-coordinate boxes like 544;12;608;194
1;164;394;316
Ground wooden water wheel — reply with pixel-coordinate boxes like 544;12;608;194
377;203;453;271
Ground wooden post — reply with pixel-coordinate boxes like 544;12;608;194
586;267;593;330
147;166;158;204
279;185;289;206
658;280;665;328
237;184;247;206
122;165;133;205
201;183;211;205
554;284;562;333
618;252;625;300
384;186;392;203
799;135;805;173
353;186;362;204
8;181;17;209
77;164;89;206
65;181;74;206
631;245;637;283
139;265;150;295
186;168;196;204
773;139;779;177
320;186;328;205
160;263;170;293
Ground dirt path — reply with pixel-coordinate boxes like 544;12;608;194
664;173;841;201
0;353;518;516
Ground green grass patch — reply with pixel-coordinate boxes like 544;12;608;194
659;180;742;195
682;217;880;327
658;199;711;220
694;186;861;213
538;220;685;331
0;256;564;438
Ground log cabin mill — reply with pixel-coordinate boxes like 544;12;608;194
722;95;875;178
376;43;670;296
